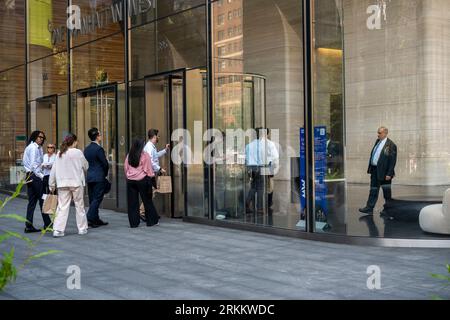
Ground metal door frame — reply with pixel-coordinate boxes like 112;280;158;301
144;69;187;219
75;83;119;209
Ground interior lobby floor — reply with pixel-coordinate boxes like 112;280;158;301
221;181;450;240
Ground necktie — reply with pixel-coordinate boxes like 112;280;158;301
371;141;382;164
256;141;260;166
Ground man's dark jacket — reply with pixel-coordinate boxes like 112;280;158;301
367;138;397;181
84;142;109;183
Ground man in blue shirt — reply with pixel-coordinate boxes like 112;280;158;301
22;130;52;233
359;127;397;215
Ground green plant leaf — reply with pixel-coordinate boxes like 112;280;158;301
0;214;29;223
0;233;14;243
2;231;33;246
29;250;62;260
0;247;17;291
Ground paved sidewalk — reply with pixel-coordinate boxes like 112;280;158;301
0;197;449;300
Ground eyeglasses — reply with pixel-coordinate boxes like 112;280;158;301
38;135;45;139
47;146;55;149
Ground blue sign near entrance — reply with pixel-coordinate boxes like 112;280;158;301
299;127;328;223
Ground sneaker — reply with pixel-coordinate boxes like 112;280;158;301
53;230;65;238
78;229;88;235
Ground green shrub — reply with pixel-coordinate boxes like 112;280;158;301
0;180;61;292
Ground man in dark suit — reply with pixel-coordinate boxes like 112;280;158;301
84;128;109;227
359;127;397;215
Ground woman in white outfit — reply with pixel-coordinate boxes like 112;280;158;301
49;134;89;237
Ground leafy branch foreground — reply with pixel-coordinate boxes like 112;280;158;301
430;264;450;300
0;180;61;292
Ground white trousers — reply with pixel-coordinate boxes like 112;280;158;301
53;187;88;233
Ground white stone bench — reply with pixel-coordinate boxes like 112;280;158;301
419;189;450;235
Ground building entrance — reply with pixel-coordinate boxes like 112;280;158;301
145;71;185;218
73;85;117;209
30;95;57;147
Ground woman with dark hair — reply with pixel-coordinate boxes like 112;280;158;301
22;130;52;233
49;134;89;237
124;138;159;228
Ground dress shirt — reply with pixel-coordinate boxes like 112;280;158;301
42;153;57;176
23;142;44;179
245;138;278;167
144;141;167;172
371;138;387;166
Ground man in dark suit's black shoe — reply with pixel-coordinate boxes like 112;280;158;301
24;226;41;233
359;207;374;215
88;220;100;228
95;219;108;226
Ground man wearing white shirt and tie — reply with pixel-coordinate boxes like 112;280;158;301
22;131;52;233
359;127;397;215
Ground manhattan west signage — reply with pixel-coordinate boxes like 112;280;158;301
50;0;153;45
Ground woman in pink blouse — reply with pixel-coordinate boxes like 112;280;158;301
124;138;159;228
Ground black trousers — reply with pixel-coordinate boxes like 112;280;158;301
127;177;159;228
246;167;265;210
87;181;106;221
366;166;392;209
42;175;50;194
26;173;51;228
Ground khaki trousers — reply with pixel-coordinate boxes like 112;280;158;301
54;187;88;233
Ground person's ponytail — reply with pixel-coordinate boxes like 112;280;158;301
59;134;77;158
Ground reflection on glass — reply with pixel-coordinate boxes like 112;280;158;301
0;66;27;191
28;0;66;61
71;33;124;92
186;69;208;218
57;95;69;145
129;80;145;139
130;0;204;27
144;72;184;218
74;86;117;202
212;0;305;231
0;0;25;71
29;53;68;101
70;0;124;48
129;5;206;80
313;0;450;239
117;83;127;210
30;95;57;147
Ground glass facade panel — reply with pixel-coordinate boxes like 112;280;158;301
129;79;145;139
57;94;70;144
28;0;67;61
29;53;68;100
129;5;206;80
212;0;305;230
70;0;124;47
0;0;25;71
71;32;124;91
130;0;204;27
29;95;57;146
312;0;450;239
185;69;208;218
0;66;27;191
1;0;448;242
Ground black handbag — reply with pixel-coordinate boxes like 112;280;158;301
104;178;112;194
